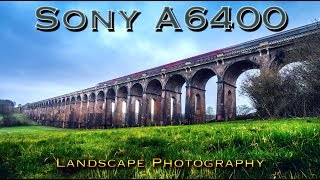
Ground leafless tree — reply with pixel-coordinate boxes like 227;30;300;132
240;24;320;118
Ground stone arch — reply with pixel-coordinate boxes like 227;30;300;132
106;88;116;127
80;94;88;128
186;68;217;124
39;102;44;124
44;101;51;126
87;92;96;128
72;95;81;129
82;94;88;102
68;96;76;128
117;86;128;98
222;59;260;120
97;91;105;101
146;79;162;95
268;51;288;71
190;68;217;89
164;74;187;125
145;78;162;93
89;92;96;102
115;86;128;126
66;97;70;105
71;96;76;104
223;59;260;86
59;98;66;128
129;83;143;126
96;91;105;128
165;74;187;92
76;95;81;102
106;88;116;99
131;83;143;96
145;79;162;125
65;97;72;128
268;50;304;77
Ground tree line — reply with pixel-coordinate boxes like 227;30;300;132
0;99;15;116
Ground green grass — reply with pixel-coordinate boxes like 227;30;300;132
0;117;320;179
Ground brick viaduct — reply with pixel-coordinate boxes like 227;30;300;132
22;22;320;129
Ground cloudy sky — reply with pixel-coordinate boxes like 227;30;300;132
1;1;320;112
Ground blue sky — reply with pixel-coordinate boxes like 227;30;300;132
1;1;320;112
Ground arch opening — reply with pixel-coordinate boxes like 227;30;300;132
116;86;128;126
80;94;88;128
151;99;155;123
135;100;140;124
170;97;176;121
146;79;162;95
97;91;105;101
224;60;260;120
76;95;81;103
71;97;75;104
111;102;115;120
189;68;217;123
96;91;105;128
122;101;127;124
69;96;76;128
74;95;82;129
82;94;88;102
86;92;96;129
130;83;143;126
66;98;70;105
117;86;128;98
106;88;116;127
131;83;143;96
89;92;96;102
165;74;186;125
146;79;162;125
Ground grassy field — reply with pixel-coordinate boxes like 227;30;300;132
0;115;319;179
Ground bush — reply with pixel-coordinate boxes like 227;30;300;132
1;113;37;127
